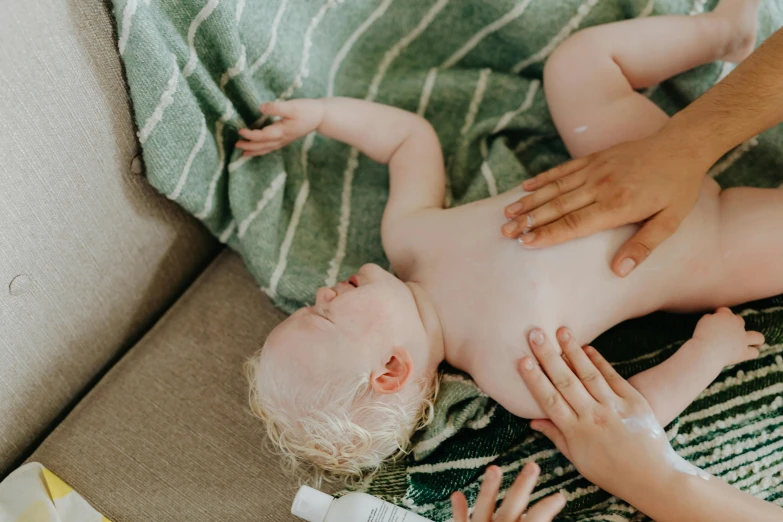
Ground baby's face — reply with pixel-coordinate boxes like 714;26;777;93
264;264;428;382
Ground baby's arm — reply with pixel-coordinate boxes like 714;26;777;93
628;308;763;428
237;98;446;263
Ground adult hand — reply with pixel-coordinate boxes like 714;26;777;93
451;464;565;522
518;328;686;503
501;133;708;277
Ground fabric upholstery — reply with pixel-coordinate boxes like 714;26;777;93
0;0;220;473
29;252;301;522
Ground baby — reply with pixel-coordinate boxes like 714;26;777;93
241;0;781;482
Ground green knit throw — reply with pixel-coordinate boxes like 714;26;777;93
112;0;783;519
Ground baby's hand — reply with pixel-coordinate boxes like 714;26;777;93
450;464;564;522
691;307;764;366
236;99;324;157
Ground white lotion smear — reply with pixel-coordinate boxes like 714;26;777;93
574;125;588;134
620;411;710;481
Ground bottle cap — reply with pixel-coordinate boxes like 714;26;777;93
291;485;335;522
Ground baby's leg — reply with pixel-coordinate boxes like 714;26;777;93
544;0;760;158
700;187;783;307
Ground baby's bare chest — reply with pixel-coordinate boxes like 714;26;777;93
412;196;637;356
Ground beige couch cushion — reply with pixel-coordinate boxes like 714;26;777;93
0;0;220;472
29;252;302;521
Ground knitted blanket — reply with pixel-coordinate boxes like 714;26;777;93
112;0;783;520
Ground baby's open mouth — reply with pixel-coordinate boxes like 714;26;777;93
348;275;359;287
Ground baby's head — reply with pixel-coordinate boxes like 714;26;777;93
247;264;442;484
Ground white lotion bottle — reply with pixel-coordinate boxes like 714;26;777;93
292;485;435;522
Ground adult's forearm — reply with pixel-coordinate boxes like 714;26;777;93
627;470;783;522
664;26;783;167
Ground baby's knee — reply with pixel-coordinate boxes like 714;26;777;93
545;28;602;75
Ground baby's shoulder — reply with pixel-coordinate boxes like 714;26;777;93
382;208;446;270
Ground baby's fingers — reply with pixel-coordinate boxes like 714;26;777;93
259;100;295;118
524;493;566;522
236;140;283;157
746;330;765;348
238;125;284;142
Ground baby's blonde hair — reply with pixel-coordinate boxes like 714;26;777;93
246;348;438;487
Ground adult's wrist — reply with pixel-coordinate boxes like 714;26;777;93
655;111;726;173
621;468;706;522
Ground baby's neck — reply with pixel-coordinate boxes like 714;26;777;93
405;281;448;370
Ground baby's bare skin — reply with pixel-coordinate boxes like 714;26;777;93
401;176;779;419
241;0;777;427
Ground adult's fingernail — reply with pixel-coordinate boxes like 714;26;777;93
559;329;570;342
507;202;523;215
503;221;519;235
523;179;535;189
618;258;636;277
526;214;535;228
522;463;538;475
522;358;535;371
530;329;545;346
519;232;536;246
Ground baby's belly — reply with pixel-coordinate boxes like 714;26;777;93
432;182;722;418
436;189;643;341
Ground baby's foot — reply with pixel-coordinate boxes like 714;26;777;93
711;0;762;63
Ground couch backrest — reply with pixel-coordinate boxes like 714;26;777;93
0;0;220;473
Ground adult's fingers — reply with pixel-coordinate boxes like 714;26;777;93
583;346;638;400
529;420;570;460
450;492;469;522
611;210;682;277
504;171;587;223
503;186;593;238
472;466;502;522
494;463;539;522
528;330;593;413
524;493;567;522
521;156;591;191
519;356;576;423
521;188;594;231
517;204;610;249
557;328;615;404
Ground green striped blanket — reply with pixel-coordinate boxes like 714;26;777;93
112;0;783;519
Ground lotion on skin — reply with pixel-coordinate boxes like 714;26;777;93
292;485;435;522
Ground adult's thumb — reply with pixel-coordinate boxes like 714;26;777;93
612;211;681;277
530;420;570;459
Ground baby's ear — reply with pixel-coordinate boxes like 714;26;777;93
371;347;414;394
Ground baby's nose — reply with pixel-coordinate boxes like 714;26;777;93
315;286;337;304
